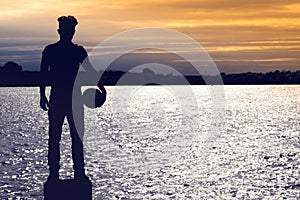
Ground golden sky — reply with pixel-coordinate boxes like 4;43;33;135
1;0;300;73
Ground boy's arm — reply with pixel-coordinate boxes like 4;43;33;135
82;56;97;74
40;49;49;111
80;48;106;89
82;57;106;87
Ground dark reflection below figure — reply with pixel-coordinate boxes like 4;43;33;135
40;15;105;188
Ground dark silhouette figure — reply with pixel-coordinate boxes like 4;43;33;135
40;15;105;191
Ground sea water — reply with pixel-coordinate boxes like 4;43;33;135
0;85;300;199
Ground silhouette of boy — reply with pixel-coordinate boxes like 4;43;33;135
40;16;104;182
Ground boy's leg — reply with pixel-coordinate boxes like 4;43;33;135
67;104;88;181
48;104;65;181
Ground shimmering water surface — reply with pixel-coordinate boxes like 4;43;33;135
0;86;300;199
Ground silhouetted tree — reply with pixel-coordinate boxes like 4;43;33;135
1;61;23;73
142;68;155;75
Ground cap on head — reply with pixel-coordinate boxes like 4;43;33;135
57;15;78;30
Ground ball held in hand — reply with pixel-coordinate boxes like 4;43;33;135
82;88;106;108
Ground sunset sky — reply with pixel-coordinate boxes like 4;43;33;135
1;0;300;73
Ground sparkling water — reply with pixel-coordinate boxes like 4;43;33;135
0;86;299;199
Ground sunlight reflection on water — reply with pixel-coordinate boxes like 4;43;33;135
0;86;300;199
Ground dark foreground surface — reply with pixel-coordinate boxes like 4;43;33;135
44;179;92;200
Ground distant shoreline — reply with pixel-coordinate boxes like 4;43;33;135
1;69;300;86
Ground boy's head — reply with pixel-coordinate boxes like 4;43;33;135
57;16;78;41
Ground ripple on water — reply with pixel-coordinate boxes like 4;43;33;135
0;86;300;199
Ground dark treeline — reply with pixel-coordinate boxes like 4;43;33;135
1;61;300;86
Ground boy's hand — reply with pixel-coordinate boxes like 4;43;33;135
40;96;49;111
97;81;107;94
96;82;107;108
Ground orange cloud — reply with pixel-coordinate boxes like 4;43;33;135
0;0;300;72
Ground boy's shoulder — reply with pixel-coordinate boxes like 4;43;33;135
43;42;59;53
73;43;86;51
43;42;87;56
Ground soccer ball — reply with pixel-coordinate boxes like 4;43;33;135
82;88;106;108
